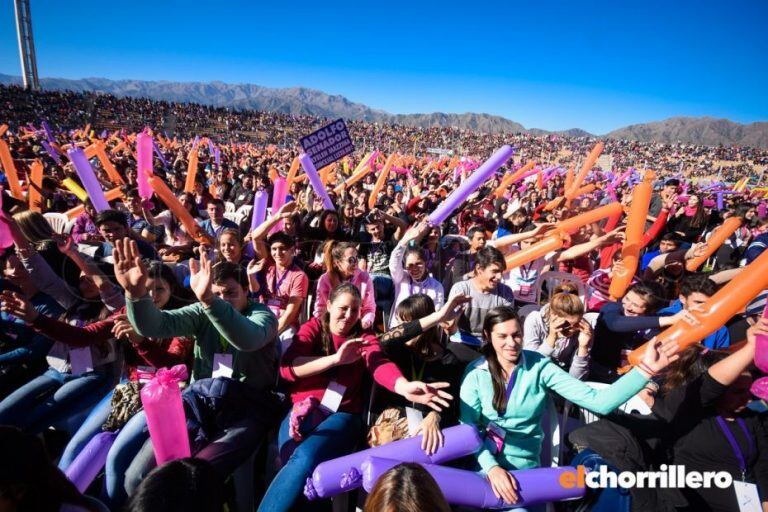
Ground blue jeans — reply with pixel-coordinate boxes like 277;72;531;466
58;389;115;469
0;368;112;433
257;411;362;512
371;274;394;324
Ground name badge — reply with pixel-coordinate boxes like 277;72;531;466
320;380;346;413
212;353;234;379
734;481;761;512
70;347;94;375
486;421;506;455
405;407;424;436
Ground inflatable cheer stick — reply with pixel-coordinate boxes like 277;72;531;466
148;174;213;246
333;152;377;194
494;161;536;199
136;133;154;200
285;156;301;190
0;140;23;200
608;174;652;300
93;141;125;185
558;202;623;235
428;145;514;226
628;246;768;367
28;160;43;212
250;190;268;232
0;190;13;249
269;178;288;235
505;233;566;271
65;431;118;493
67;148;111;212
685;217;742;272
62;178;88;202
141;365;191;465
369;153;398;209
566;142;604;200
0;124;7;137
362;458;585;510
184;144;200;193
754;303;768;373
64;188;123;220
304;424;481;500
299;153;335;210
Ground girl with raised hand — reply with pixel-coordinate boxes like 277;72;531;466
258;283;454;512
388;221;445;328
460;306;680;508
314;240;376;329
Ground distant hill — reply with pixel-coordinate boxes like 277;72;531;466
606;117;768;148
1;73;766;147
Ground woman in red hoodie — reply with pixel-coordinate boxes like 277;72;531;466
258;282;454;512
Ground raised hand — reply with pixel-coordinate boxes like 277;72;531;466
640;336;681;375
113;238;148;299
277;200;297;218
438;294;472;323
189;250;214;306
414;411;444;455
0;290;39;323
111;313;142;344
397;380;453;412
53;233;75;255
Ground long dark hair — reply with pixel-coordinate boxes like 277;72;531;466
169;191;200;237
320;283;363;356
395;294;443;359
481;306;522;413
146;261;195;310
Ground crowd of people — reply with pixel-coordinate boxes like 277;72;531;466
0;84;766;512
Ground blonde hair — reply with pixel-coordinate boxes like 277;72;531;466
545;282;584;321
13;210;55;246
323;240;357;288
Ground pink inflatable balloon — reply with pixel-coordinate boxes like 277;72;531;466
141;365;190;465
136;132;154;200
751;377;768;401
270;178;288;235
0;191;13;249
362;457;585;510
755;304;768;373
67;148;110;212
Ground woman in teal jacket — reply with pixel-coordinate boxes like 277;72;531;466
459;306;681;508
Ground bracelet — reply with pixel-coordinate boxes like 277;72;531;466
637;361;657;377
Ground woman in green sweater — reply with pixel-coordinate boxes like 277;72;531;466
459;306;681;508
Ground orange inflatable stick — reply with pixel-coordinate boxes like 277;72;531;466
0;139;23;200
558;202;623;235
543;196;567;212
92;142;125;185
566;142;604;198
28;160;43;212
149;174;213;246
628;245;768;367
685;217;742;272
571;184;596;197
564;165;575;191
494;161;536;199
184;146;199;193
505;233;566;271
333;152;376;194
0;124;7;137
608;177;652;300
537;171;543;190
285;156;301;189
369;153;397;209
65;187;124;220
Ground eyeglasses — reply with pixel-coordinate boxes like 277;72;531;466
406;262;425;269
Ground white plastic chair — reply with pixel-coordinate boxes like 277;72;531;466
575;381;652;425
534;271;587;304
43;212;69;234
225;201;236;213
582;311;599;328
223;211;240;225
517;303;541;322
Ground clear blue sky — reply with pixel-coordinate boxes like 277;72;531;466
1;0;766;134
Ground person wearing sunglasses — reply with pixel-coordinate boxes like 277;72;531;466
314;240;377;329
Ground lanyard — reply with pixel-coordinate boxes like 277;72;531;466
505;365;520;402
272;266;290;296
408;276;424;296
218;334;228;352
410;356;426;382
715;416;754;480
519;262;534;280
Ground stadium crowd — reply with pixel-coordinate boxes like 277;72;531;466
0;84;766;512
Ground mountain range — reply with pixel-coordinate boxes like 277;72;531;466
2;73;766;148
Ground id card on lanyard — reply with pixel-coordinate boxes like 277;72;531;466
268;268;290;316
716;416;760;512
486;365;520;454
212;335;233;379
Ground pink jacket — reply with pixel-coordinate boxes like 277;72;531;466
313;268;377;329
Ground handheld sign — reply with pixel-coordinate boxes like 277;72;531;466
299;119;354;170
